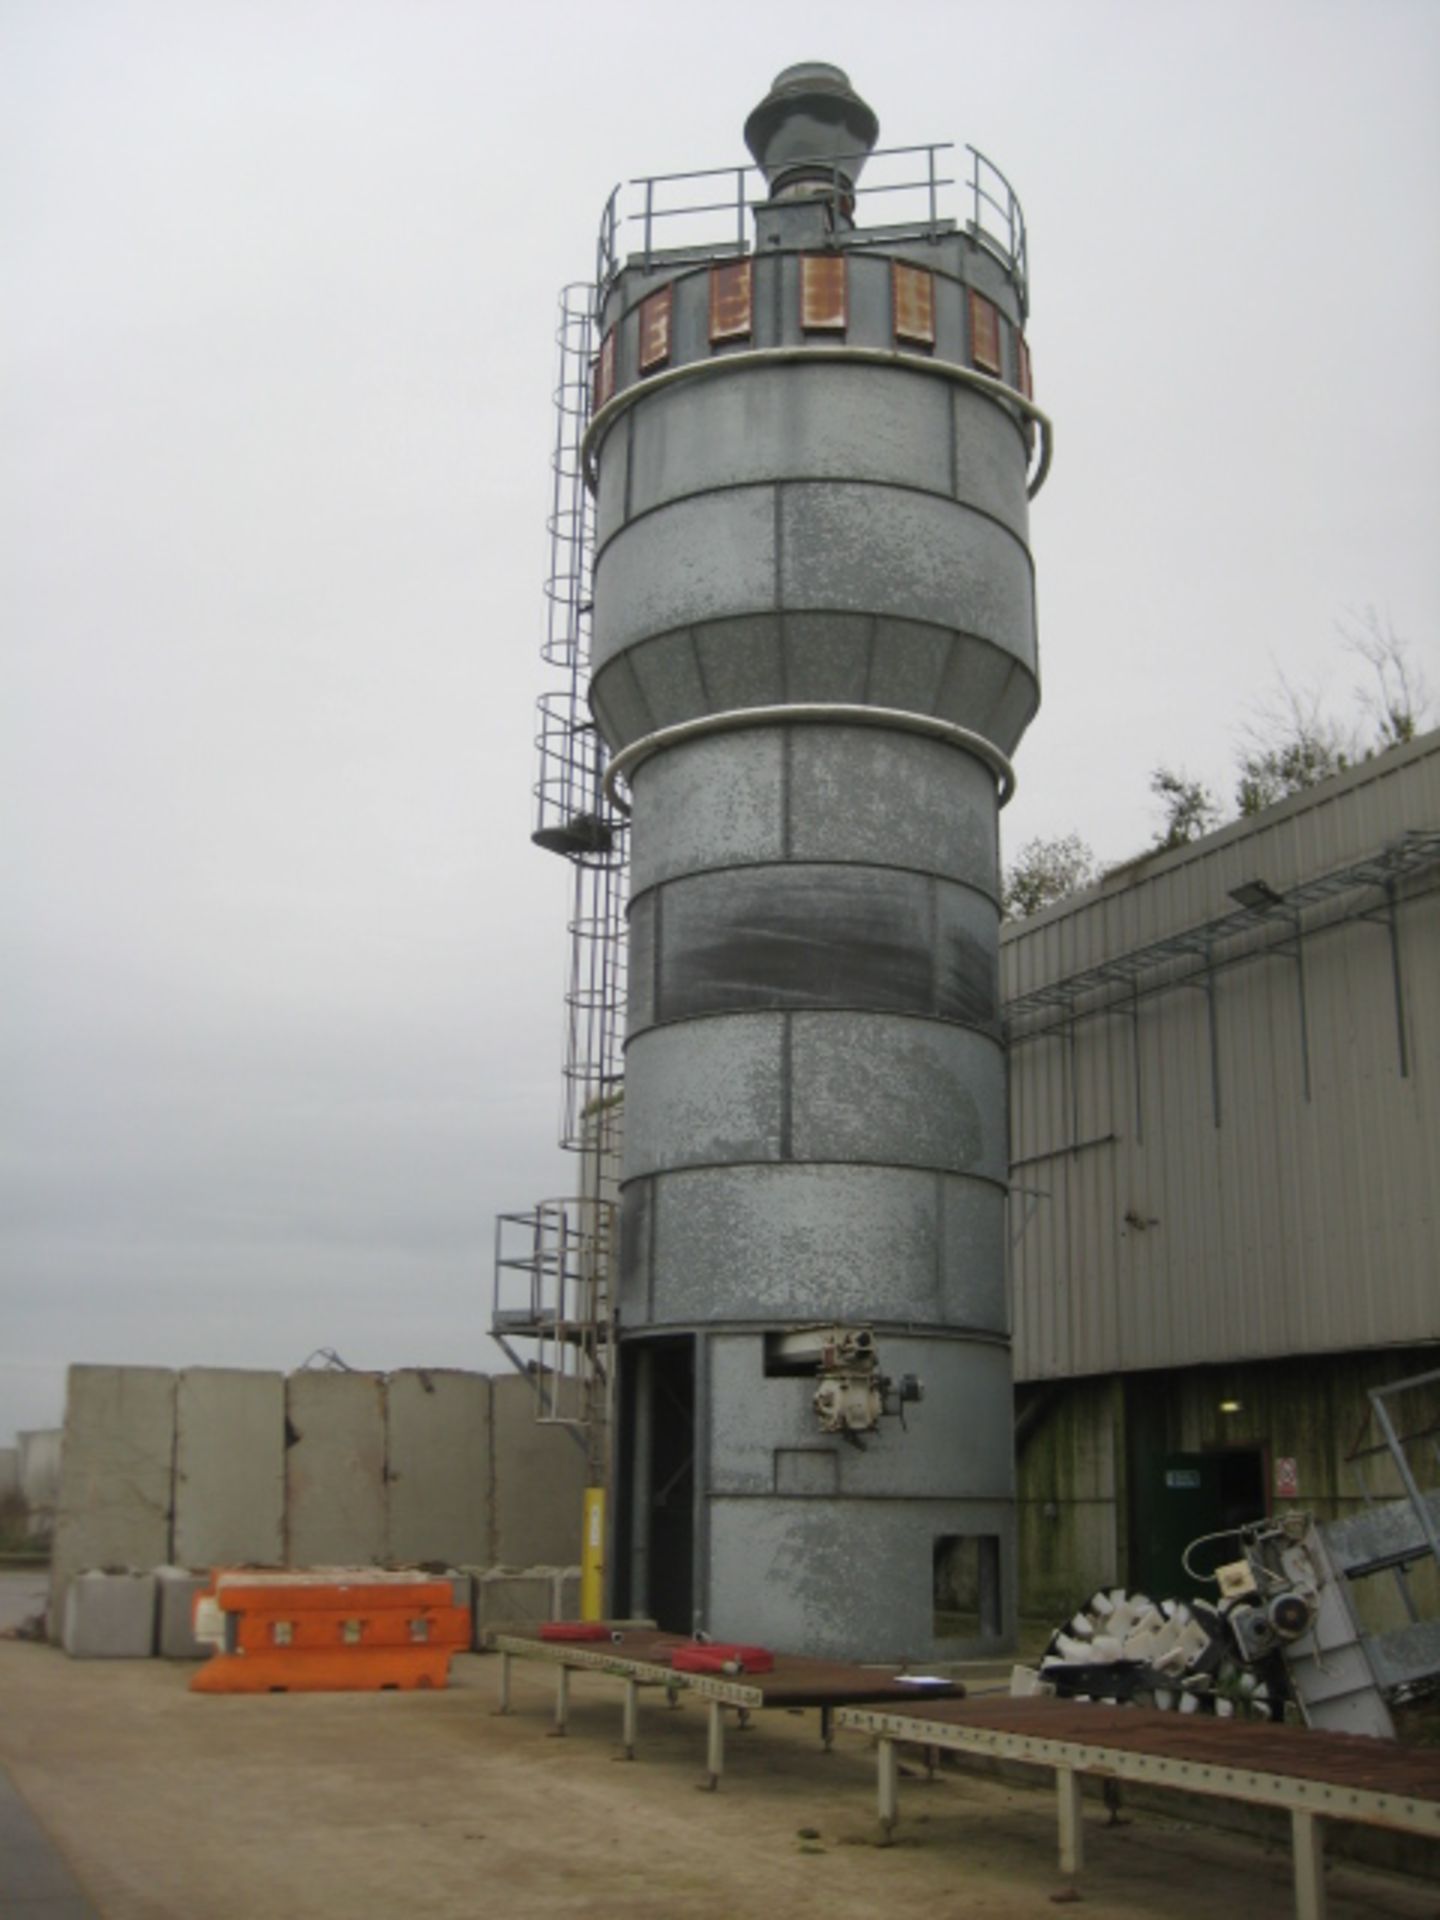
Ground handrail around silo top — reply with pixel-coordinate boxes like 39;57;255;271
602;706;1016;814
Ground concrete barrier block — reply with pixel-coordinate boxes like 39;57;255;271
285;1370;388;1566
155;1567;211;1659
387;1370;491;1567
174;1368;285;1568
490;1375;588;1569
50;1365;176;1637
553;1567;582;1623
17;1429;61;1530
475;1568;558;1633
62;1570;157;1658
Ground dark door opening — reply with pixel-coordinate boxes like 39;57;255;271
1130;1447;1268;1599
615;1336;695;1633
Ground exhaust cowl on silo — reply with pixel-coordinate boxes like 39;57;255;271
588;68;1047;1661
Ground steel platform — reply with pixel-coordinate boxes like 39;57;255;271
485;1627;960;1785
834;1695;1440;1920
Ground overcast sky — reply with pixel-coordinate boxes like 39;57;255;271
4;1;1438;1440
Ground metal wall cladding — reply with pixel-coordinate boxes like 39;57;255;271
593;214;1038;1658
707;1486;1016;1661
630;865;998;1030
617;1165;1006;1331
589;263;1039;766
624;1011;1008;1184
708;1335;1014;1499
1003;732;1440;1381
629;726;1001;898
591;479;1035;746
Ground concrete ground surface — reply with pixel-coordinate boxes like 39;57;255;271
2;1629;1437;1920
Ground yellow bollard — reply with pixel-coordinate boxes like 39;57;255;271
580;1486;606;1621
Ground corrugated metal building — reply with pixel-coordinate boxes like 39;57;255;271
1002;729;1439;1618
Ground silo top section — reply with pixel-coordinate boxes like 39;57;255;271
743;63;880;200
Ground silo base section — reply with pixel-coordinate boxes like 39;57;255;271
708;1497;1016;1665
613;1330;1017;1663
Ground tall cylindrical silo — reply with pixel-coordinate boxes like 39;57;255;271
587;64;1049;1659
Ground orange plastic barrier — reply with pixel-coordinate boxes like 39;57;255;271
189;1571;470;1695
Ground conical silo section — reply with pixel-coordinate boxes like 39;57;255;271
587;64;1049;1660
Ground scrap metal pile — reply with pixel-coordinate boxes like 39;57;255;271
1029;1583;1286;1719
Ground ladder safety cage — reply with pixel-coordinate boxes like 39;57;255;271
492;281;628;1482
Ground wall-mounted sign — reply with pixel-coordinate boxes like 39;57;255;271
1274;1456;1300;1499
1165;1468;1202;1489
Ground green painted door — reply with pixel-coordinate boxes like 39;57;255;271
1129;1450;1225;1601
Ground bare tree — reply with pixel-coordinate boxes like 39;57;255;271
1233;674;1356;817
1150;765;1222;848
1339;605;1431;749
1002;832;1098;919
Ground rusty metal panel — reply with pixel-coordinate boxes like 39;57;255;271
801;254;847;331
1004;732;1440;1380
709;261;753;343
969;289;1002;374
638;286;672;373
1016;332;1033;398
592;328;616;412
892;262;935;347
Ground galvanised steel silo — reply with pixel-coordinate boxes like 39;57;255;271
586;63;1051;1660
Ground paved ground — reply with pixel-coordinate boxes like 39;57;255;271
0;1626;1435;1920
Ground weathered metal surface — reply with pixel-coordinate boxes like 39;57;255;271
840;1693;1440;1803
595;70;1038;1659
1004;732;1440;1379
490;1626;962;1708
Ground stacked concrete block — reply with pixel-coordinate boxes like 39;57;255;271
17;1429;61;1533
173;1368;285;1568
155;1566;211;1659
49;1365;176;1636
387;1369;492;1567
62;1570;157;1658
474;1567;559;1634
553;1567;582;1624
490;1374;587;1568
472;1565;584;1636
284;1370;387;1565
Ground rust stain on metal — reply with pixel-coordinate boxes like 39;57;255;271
969;289;1002;374
639;287;672;372
884;1696;1440;1799
709;261;753;343
1016;332;1033;398
499;1630;959;1709
801;255;847;332
892;263;935;347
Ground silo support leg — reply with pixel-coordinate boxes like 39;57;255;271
550;1662;569;1736
496;1651;511;1715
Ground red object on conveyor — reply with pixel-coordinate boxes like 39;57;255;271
670;1642;775;1675
538;1622;613;1642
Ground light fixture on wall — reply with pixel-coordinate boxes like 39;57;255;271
1219;1398;1243;1415
1229;879;1285;912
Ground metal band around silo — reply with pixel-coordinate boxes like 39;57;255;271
581;344;1054;499
601;703;1016;811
